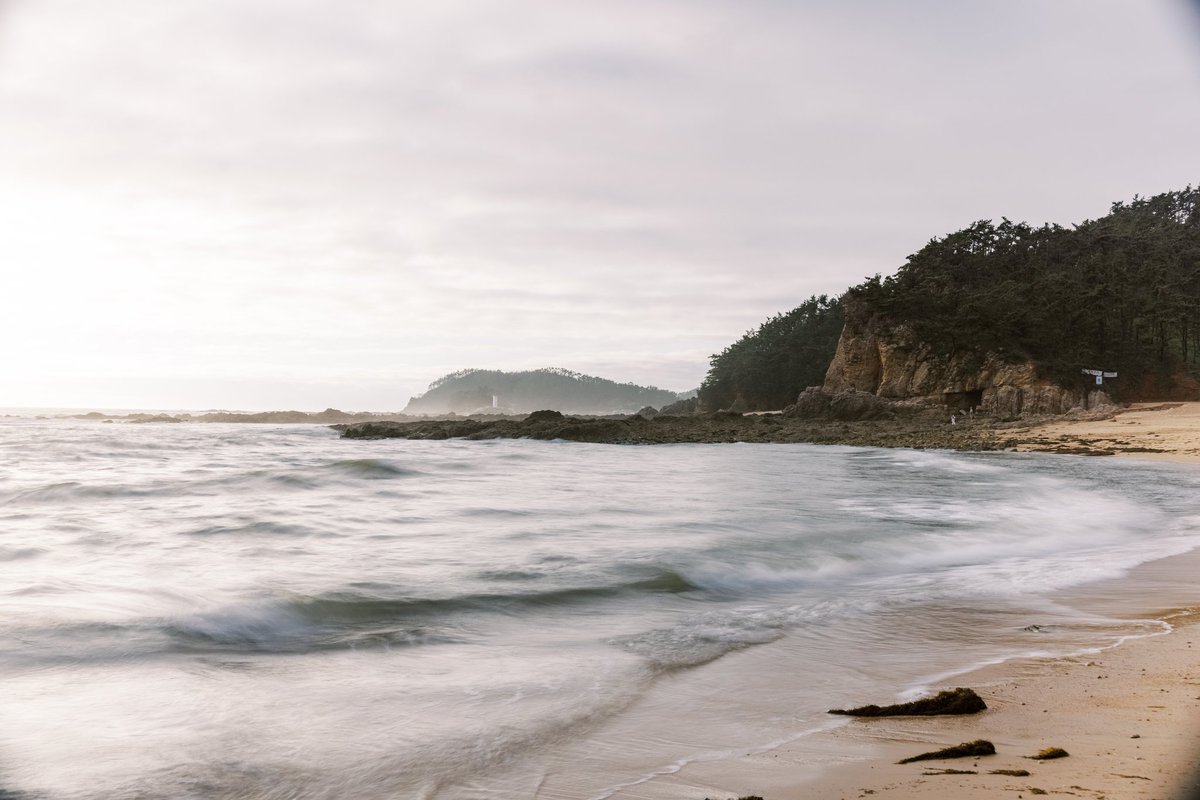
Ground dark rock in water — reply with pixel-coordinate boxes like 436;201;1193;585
526;409;565;423
829;687;987;717
634;406;659;419
897;739;996;764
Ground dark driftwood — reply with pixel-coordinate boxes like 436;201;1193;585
829;687;986;717
897;739;996;764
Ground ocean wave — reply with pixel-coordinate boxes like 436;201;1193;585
321;459;423;479
183;521;320;538
162;573;700;653
613;613;786;670
2;481;161;505
0;545;44;561
0;457;423;507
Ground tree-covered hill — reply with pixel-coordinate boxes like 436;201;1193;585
698;295;844;411
403;368;681;415
699;186;1200;410
850;186;1200;396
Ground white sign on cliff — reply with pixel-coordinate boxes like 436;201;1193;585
1081;368;1118;386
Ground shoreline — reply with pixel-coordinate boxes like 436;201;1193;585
785;555;1200;800
585;405;1200;800
335;402;1200;461
770;404;1200;800
592;550;1200;800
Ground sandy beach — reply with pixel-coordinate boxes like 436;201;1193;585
1015;402;1200;464
776;403;1200;800
592;403;1200;800
792;605;1200;800
605;571;1200;800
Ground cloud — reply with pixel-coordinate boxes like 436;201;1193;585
1;0;1198;409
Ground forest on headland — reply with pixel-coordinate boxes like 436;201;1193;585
699;186;1200;412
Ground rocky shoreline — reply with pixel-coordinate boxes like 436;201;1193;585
333;406;1149;455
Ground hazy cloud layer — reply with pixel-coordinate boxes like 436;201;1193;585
2;1;1198;409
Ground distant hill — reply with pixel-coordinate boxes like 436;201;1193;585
403;368;682;415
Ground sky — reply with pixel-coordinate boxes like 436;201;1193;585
1;1;1198;411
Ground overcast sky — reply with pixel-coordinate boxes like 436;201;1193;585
2;1;1198;410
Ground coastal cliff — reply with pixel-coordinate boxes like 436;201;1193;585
821;299;1113;417
705;188;1200;417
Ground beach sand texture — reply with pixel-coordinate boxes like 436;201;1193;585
793;611;1200;800
1017;402;1200;464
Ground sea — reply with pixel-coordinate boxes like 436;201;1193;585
1;413;1198;799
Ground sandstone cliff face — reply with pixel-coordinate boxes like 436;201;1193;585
822;307;1112;417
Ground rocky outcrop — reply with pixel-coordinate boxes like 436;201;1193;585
659;397;699;415
821;301;1115;418
783;387;898;421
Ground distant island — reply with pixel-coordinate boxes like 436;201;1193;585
55;369;694;424
401;368;690;416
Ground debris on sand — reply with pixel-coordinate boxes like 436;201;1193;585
1027;747;1069;760
897;739;996;764
922;768;977;775
829;687;987;717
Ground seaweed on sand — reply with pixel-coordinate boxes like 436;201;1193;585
1027;747;1068;760
897;739;996;764
829;687;987;717
922;768;977;775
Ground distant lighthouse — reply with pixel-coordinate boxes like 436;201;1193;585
492;395;499;409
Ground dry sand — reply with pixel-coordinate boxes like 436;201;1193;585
789;611;1200;800
1015;402;1200;464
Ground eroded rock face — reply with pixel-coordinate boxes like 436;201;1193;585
784;387;896;421
822;303;1095;417
659;397;698;416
